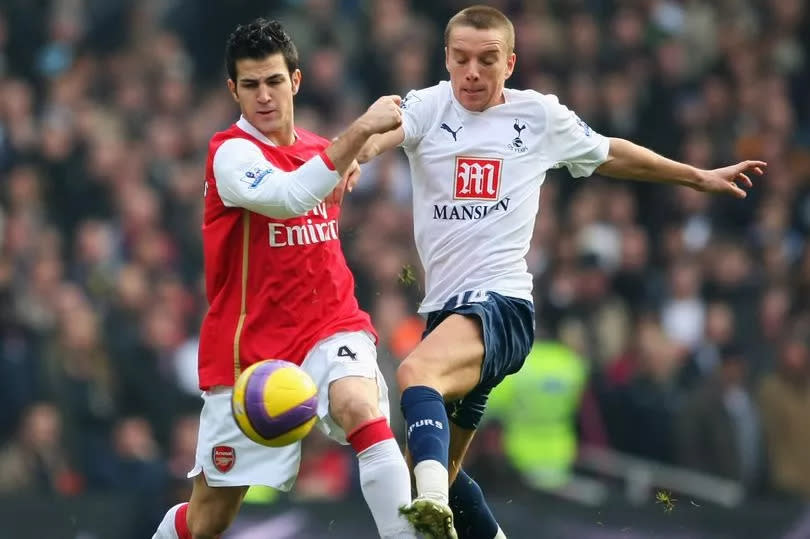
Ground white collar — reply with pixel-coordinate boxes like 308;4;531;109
236;116;299;146
236;116;276;145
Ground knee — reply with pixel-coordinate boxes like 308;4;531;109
397;354;435;391
331;394;380;433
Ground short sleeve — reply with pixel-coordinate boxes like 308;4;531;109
400;85;441;149
543;96;609;178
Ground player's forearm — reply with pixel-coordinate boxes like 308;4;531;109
324;120;375;175
596;137;702;189
357;135;383;164
358;128;405;163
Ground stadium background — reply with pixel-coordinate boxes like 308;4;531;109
0;0;808;537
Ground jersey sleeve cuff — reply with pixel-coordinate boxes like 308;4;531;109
319;150;336;171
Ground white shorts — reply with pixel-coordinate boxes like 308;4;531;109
188;330;389;490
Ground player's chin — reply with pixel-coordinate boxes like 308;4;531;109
461;92;487;111
256;116;280;133
460;95;486;111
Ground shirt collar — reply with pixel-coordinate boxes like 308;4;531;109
235;116;299;146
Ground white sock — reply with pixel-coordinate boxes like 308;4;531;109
152;502;186;539
357;439;418;538
413;459;449;505
494;526;507;538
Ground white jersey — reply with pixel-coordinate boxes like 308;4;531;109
400;81;609;313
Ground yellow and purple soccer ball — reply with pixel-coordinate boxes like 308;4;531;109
231;359;318;447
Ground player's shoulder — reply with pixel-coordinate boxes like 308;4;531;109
402;81;451;110
210;133;259;161
505;87;563;115
208;123;257;158
209;123;242;147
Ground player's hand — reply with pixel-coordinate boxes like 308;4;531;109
325;159;361;208
695;160;767;198
360;95;402;135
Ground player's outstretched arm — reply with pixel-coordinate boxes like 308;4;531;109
357;127;406;164
596;137;767;198
325;95;403;173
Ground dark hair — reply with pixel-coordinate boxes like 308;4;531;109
225;18;299;81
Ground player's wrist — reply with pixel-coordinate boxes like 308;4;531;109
350;117;376;138
688;167;707;190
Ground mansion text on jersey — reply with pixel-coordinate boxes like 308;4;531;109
433;197;510;221
269;218;339;247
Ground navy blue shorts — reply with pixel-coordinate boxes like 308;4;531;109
423;290;535;429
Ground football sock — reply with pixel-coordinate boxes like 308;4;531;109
400;385;450;504
348;417;417;538
152;502;190;539
450;469;502;539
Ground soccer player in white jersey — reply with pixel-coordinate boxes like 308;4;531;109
357;5;766;539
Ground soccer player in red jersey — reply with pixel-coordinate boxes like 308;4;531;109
152;18;417;539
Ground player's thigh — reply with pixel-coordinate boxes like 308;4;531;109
448;422;476;485
187;473;247;536
301;331;390;442
398;313;484;400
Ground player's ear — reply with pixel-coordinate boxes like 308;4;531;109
291;69;302;96
444;46;450;73
505;52;516;80
227;78;239;103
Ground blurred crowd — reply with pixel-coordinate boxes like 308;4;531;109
0;0;809;534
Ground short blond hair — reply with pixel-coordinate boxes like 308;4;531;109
444;5;515;52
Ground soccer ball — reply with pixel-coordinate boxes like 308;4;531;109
231;359;318;447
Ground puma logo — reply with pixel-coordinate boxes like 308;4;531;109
440;123;463;141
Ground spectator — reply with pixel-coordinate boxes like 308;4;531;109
676;344;763;488
758;333;810;499
0;402;81;495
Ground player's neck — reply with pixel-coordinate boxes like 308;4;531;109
238;116;297;146
262;125;296;146
455;89;507;113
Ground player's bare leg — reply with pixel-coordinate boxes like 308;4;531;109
153;473;246;539
447;424;507;538
330;376;418;539
447;422;475;485
187;474;247;539
397;314;485;539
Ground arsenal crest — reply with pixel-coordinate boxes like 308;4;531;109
212;445;235;473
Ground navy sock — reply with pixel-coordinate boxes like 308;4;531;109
450;469;499;539
400;386;449;468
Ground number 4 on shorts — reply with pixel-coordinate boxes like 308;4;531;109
337;345;357;361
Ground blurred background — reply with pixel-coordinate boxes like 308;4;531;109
0;0;808;537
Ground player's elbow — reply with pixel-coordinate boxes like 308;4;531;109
240;180;324;219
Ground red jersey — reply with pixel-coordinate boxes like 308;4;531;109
198;122;375;389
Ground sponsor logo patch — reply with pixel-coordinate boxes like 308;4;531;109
454;156;502;201
241;167;274;188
